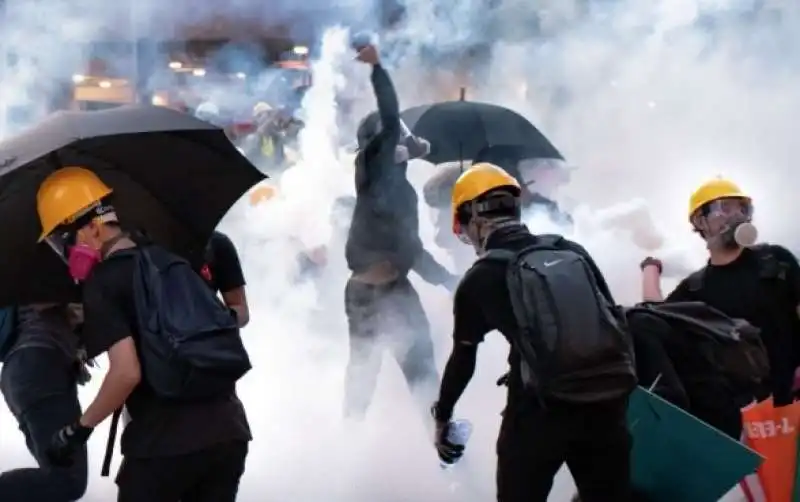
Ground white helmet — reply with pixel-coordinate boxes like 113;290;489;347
195;102;221;124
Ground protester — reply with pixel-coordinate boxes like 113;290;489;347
344;42;457;421
423;153;572;271
0;304;88;502
643;178;800;415
35;166;251;502
240;102;299;174
199;231;250;327
432;162;635;502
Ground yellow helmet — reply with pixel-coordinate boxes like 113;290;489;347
451;162;521;214
36;167;113;241
249;184;278;206
688;178;749;220
252;102;272;117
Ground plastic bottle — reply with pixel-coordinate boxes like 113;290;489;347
440;419;473;469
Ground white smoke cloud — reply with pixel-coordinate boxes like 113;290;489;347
2;1;798;501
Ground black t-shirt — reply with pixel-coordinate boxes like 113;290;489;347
453;227;616;403
666;245;800;404
81;246;251;459
200;231;246;295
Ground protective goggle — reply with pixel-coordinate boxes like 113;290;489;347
698;197;753;219
451;194;520;244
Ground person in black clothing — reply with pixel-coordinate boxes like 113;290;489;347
643;179;800;418
432;163;631;502
199;231;250;327
344;43;457;421
423;151;572;272
35;167;251;502
0;304;88;502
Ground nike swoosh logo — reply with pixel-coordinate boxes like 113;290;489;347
544;260;562;267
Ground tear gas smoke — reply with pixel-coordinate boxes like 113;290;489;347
2;1;799;501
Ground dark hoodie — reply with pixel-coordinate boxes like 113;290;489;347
345;65;435;279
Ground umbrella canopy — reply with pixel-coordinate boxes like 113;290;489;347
0;105;265;306
356;101;562;165
628;387;762;502
412;101;562;164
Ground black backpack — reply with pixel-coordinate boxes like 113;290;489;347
130;245;252;400
626;302;770;395
481;235;637;404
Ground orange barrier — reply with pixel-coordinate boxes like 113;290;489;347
741;398;800;502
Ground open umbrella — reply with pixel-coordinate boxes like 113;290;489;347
0;105;265;306
356;100;561;165
628;386;762;502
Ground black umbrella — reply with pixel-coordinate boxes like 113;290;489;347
0;105;266;306
402;100;562;164
357;100;562;165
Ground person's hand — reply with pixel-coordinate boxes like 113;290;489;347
46;422;93;467
640;256;663;275
355;44;380;65
431;404;465;464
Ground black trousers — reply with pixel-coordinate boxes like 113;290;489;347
497;398;632;502
0;348;88;502
343;276;439;419
116;441;248;502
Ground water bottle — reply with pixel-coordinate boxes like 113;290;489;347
440;419;473;469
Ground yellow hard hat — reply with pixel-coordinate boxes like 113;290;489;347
451;162;521;215
688;178;749;220
252;102;272;116
249;184;278;206
36;167;113;241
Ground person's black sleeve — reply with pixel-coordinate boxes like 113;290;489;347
435;267;491;420
81;272;135;359
564;240;616;304
664;278;695;303
770;245;800;304
413;248;454;286
361;64;401;178
209;232;246;293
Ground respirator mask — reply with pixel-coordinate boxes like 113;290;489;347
44;203;118;282
693;197;757;249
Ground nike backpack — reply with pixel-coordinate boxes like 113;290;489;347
481;235;637;404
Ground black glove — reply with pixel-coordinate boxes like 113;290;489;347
46;422;93;467
431;404;465;465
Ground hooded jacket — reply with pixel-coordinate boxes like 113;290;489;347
345;65;424;276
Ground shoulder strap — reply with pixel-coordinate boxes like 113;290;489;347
100;408;123;477
479;249;517;264
751;244;788;281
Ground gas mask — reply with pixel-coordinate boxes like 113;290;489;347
45;230;102;282
44;204;118;282
693;197;757;249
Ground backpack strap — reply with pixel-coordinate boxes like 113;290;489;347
100;407;123;477
750;244;788;281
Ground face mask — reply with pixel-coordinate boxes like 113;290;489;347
67;244;102;282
